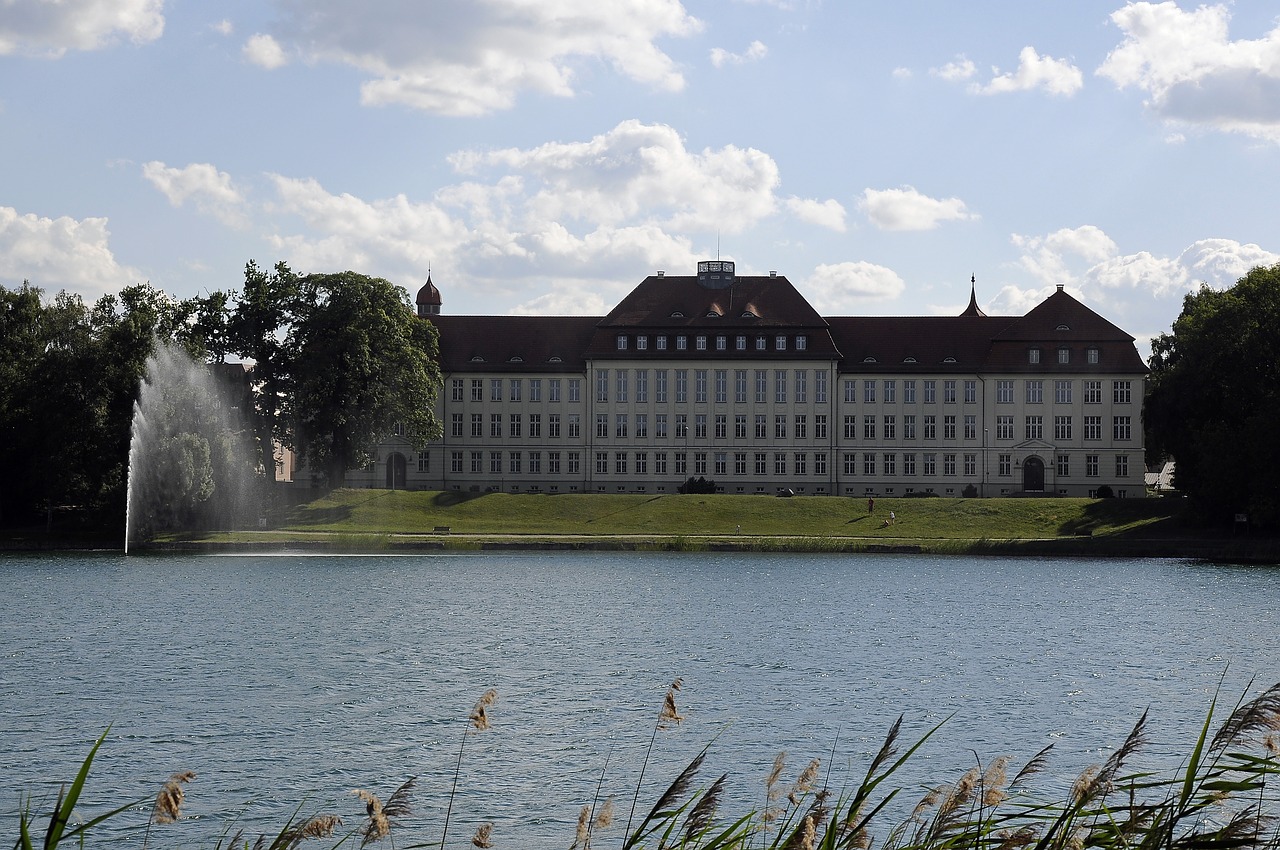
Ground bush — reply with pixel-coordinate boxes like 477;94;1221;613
677;476;716;495
961;484;979;498
1096;484;1115;498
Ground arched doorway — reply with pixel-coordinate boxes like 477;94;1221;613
386;452;407;489
1022;456;1045;492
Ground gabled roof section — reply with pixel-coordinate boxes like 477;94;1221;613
994;286;1133;342
429;315;600;373
599;274;828;329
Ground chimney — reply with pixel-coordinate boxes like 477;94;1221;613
657;270;665;278
769;270;777;278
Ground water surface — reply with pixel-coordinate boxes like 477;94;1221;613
2;552;1276;848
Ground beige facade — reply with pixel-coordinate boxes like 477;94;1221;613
343;265;1148;498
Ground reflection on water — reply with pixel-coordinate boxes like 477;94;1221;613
2;552;1277;849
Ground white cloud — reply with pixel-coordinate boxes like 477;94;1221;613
212;19;233;37
804;261;906;311
931;56;975;81
450;120;781;235
508;285;611;316
785;197;846;232
891;66;913;80
258;0;702;115
710;39;767;68
142;161;247;227
1098;1;1280;142
1011;225;1278;300
0;0;163;57
859;186;975;231
243;33;287;69
0;207;140;296
970;46;1083;96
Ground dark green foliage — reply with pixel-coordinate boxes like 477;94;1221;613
1146;263;1280;527
678;476;717;494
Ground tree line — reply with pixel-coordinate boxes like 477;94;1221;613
0;262;442;534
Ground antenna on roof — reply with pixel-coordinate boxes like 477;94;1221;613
717;231;721;260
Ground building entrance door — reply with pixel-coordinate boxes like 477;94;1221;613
1023;456;1045;492
386;453;407;489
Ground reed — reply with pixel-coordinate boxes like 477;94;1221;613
11;682;1280;850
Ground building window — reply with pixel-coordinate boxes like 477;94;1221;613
471;413;483;438
694;414;707;439
735;370;747;403
548;452;561;474
1055;416;1072;440
1084;415;1101;440
1084;380;1101;404
734;452;747;475
883;415;895;440
509;414;522;437
943;453;956;476
596;452;609;474
1055;380;1072;404
616;370;628;403
715;452;727;475
471;379;483;402
451;379;463;402
450;451;463;474
490;451;503;474
656;335;667;351
997;415;1014;440
793;453;806;475
567;452;581;475
964;414;976;440
843;453;857;475
775;335;786;351
636;414;647;439
548;413;561;438
569;379;581;403
814;453;827;475
964;454;976;476
794;415;807;439
883;453;895;475
676;336;687;351
1025;415;1043;440
550;379;561;402
997;380;1014;404
715;370;728;403
1116;454;1129;477
616;334;627;350
615;452;628;474
1114;416;1132;440
1026;380;1043;404
923;415;936;440
616;414;628;438
1029;348;1041;364
1114;380;1132;404
418;451;431;473
795;370;808;403
1085;454;1099;477
864;380;876;404
656;414;668;439
903;414;916;440
775;453;787;475
656;370;668;403
796;335;807;351
568;414;581;438
736;335;747;351
998;454;1011;476
596;414;608;438
863;415;876;441
1057;454;1070;476
654;453;667;474
943;415;956;440
735;414;747;439
1087;347;1099;364
676;414;688;438
844;380;857;404
924;453;936;476
715;414;727;439
904;380;916;404
510;452;522;474
902;453;916;476
843;415;856;440
491;414;503;438
756;370;768;404
775;370;788;404
1058;347;1070;364
944;380;957;404
490;379;503;402
883;380;896;403
924;380;936;404
530;379;541;402
756;335;767;351
756;414;767;439
636;335;647;351
636;370;647;403
695;369;708;403
715;335;726;351
675;370;688;403
450;413;463;438
775;415;787;439
696;335;707;351
863;453;876;476
757;453;769;475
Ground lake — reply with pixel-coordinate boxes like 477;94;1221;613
2;551;1277;848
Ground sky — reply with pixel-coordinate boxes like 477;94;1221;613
3;1;1280;357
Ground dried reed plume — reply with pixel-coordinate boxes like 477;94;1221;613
682;772;727;841
1211;681;1280;752
470;688;499;731
787;758;820;806
471;822;493;848
659;678;685;729
1009;744;1054;791
353;776;416;847
152;770;195;824
574;805;591;849
981;755;1011;807
281;814;344;849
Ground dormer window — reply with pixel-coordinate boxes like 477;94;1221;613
715;335;726;350
756;336;766;350
469;355;485;362
548;355;562;362
903;356;917;363
616;334;627;350
1087;347;1099;364
796;335;807;351
862;356;878;363
1058;347;1070;364
741;310;756;318
1029;348;1041;364
637;335;648;350
943;356;956;363
657;335;668;351
705;310;720;317
671;311;685;318
696;335;707;350
736;335;746;350
508;355;524;363
1056;324;1071;331
676;336;687;350
775;335;786;351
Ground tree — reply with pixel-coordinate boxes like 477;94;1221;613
226;261;303;480
1145;263;1280;527
286;271;442;489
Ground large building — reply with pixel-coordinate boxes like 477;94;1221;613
346;262;1149;498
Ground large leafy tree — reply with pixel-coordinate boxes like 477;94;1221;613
286;271;442;489
1146;263;1280;527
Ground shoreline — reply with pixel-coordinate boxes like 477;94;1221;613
7;531;1279;562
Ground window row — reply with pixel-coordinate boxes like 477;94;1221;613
452;377;583;404
446;450;831;477
1027;346;1102;365
616;332;808;353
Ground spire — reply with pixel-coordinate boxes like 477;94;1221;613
960;273;987;317
415;269;441;317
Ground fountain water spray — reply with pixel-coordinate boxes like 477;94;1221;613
125;344;259;553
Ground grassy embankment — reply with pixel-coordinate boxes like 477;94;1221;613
160;489;1280;559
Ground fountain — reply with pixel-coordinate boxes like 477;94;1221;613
125;344;260;553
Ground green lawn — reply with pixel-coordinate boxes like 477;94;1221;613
279;488;1183;540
